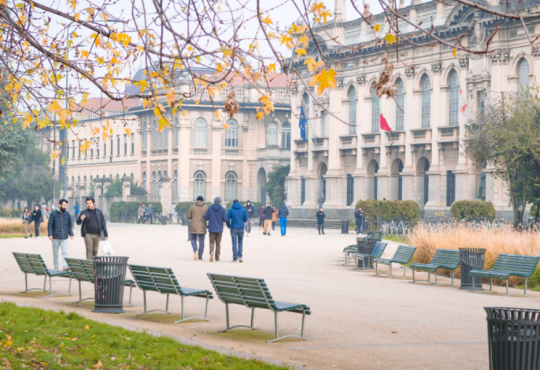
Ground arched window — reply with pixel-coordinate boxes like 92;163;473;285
71;176;75;186
158;171;162;197
194;118;207;147
348;86;357;135
371;86;379;133
161;125;168;149
174;117;179;148
518;58;530;91
225;119;238;148
281;122;291;149
152;172;157;198
225;171;238;201
193;171;206;200
173;170;178;198
152;121;158;149
302;93;309;140
448;71;459;126
142;172;146;190
267;122;278;146
143;122;147;151
421;75;431;128
396;79;405;130
77;176;81;185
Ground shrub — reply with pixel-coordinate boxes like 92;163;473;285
0;219;47;234
450;200;496;221
354;199;420;223
110;202;162;223
0;208;22;218
104;179;123;197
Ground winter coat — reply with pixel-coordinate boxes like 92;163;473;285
146;205;153;215
263;206;274;220
278;205;289;218
205;203;227;233
32;209;43;223
74;204;80;214
187;201;208;234
77;208;108;238
226;202;248;230
316;211;325;225
138;206;146;217
22;213;33;223
272;208;278;222
258;206;264;219
244;203;255;218
48;210;74;240
354;210;364;221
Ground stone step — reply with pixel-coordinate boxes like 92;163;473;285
286;219;344;229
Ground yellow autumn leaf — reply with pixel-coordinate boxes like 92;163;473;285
267;63;276;73
279;34;293;49
452;48;457;58
195;100;200;105
310;68;337;95
61;156;66;166
304;58;323;73
256;112;264;120
74;13;80;22
374;24;381;33
295;48;307;58
80;50;89;58
125;129;131;138
299;35;309;48
182;111;187;117
310;2;324;16
214;110;223;120
260;95;274;115
261;15;273;25
384;33;396;45
321;9;332;24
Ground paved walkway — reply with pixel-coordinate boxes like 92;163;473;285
2;223;540;369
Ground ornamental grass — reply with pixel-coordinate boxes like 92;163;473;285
0;219;47;235
408;223;540;288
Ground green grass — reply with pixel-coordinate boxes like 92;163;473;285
382;234;409;243
0;302;290;370
0;234;26;239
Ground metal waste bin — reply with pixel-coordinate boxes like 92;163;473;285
341;220;349;234
187;219;191;241
485;307;540;370
459;248;486;290
356;236;379;269
92;256;129;314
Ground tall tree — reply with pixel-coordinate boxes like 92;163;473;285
266;164;290;207
465;89;540;229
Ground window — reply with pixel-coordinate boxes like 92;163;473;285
152;121;157;149
152;172;157;198
142;172;146;190
371;87;379;133
193;171;206;200
103;143;106;157
72;140;75;159
421;75;431;128
447;171;456;206
348;86;357;135
449;71;459;126
396;79;405;130
90;142;93;158
424;160;430;205
224;171;238;201
518;58;530;91
373;163;379;200
131;133;135;154
301;177;306;205
161;126;168;149
302;93;309;140
78;141;81;158
267;122;278;146
225;119;238;148
85;140;88;158
174;118;179;148
346;175;354;206
281;122;291;149
158;171;162;197
143;122;147;151
173;170;178;198
124;134;127;154
322;111;327;137
194;118;207;147
397;161;404;201
117;135;120;155
96;138;100;157
110;138;113;156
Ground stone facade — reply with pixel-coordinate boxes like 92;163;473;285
286;0;540;220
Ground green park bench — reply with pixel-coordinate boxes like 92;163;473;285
12;252;72;298
469;254;540;297
207;273;311;343
343;244;358;265
65;258;136;306
374;245;417;279
353;241;387;271
410;249;460;286
129;264;213;323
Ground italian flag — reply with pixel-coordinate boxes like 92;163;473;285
373;94;392;132
459;88;470;118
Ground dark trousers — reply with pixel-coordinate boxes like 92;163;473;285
272;221;276;230
142;215;153;224
318;224;325;234
191;234;205;259
34;221;41;237
259;218;264;227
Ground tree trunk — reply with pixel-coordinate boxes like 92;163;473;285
535;202;540;222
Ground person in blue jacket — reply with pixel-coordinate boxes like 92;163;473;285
278;203;289;236
205;197;227;262
48;199;74;270
226;199;248;263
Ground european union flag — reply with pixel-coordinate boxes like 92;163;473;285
299;105;307;142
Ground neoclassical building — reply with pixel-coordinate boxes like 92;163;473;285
64;71;292;214
286;0;538;220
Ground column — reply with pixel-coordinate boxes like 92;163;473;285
178;120;191;201
211;118;223;199
160;176;172;214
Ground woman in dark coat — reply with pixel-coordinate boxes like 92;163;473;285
354;207;364;235
31;205;43;238
316;207;325;235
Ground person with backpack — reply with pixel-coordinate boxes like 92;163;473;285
316;207;326;235
187;196;208;261
48;199;74;271
278;203;289;236
244;200;254;237
205;197;227;262
226;199;248;263
22;207;33;238
31;205;43;238
263;202;273;235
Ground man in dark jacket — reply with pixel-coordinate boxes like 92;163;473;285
278;203;289;236
226;199;248;262
205;197;227;262
48;199;74;271
244;200;254;236
263;202;273;235
316;207;325;235
77;197;108;260
143;204;153;224
354;207;365;234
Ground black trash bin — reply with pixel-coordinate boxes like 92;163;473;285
459;248;486;290
92;256;129;314
341;220;349;234
485;307;540;370
356;236;379;269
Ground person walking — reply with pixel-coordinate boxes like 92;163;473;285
47;199;74;271
31;205;43;238
187;196;208;261
263;202;273;235
354;207;365;234
144;204;153;224
316;207;326;235
77;197;108;260
278;203;289;236
226;199;248;262
244;200;254;237
22;208;33;238
271;206;278;230
258;205;265;230
137;203;146;224
74;201;80;222
205;197;227;262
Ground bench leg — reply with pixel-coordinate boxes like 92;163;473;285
136;291;172;316
218;303;259;333
20;273;48;294
451;270;454;287
266;310;310;343
504;278;533;298
412;269;415;283
173;295;211;324
72;280;93;304
375;261;379;275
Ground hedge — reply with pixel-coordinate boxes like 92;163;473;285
110;202;162;223
450;200;496;221
354;199;420;223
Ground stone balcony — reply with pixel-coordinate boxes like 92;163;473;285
190;147;212;157
293;139;308;156
312;137;329;156
410;128;433;151
151;148;169;156
222;148;243;159
257;146;291;159
338;135;357;155
361;133;381;147
437;126;459;142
